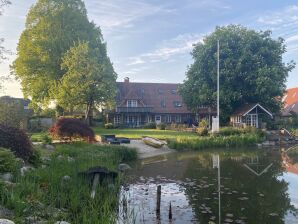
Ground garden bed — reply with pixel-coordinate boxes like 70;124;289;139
0;143;137;223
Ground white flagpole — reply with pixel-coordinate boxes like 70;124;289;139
217;40;220;126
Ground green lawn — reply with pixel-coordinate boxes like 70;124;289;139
93;127;198;139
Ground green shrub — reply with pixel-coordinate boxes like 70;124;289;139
41;134;52;144
104;123;114;129
143;122;156;129
28;149;42;167
199;119;208;128
156;123;166;130
196;127;208;136
218;127;242;136
0;148;18;173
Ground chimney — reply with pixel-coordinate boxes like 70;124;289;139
124;77;130;83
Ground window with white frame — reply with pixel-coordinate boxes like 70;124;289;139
173;101;182;107
127;100;138;107
166;115;171;123
175;115;181;123
114;116;120;124
235;116;241;123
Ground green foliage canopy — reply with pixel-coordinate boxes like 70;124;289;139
12;0;116;112
180;25;295;122
57;41;116;118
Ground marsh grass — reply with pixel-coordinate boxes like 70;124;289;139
168;133;263;151
0;143;137;223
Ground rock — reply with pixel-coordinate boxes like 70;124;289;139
55;222;70;224
25;216;39;224
44;144;55;151
118;163;131;172
67;156;75;162
20;166;34;176
1;173;13;182
57;155;64;160
3;181;16;188
0;206;14;218
62;175;71;181
16;158;25;166
0;219;15;224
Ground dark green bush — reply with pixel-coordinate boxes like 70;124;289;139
0;147;18;173
143;122;156;129
0;124;33;161
28;149;42;167
104;123;114;129
196;127;208;136
156;123;166;130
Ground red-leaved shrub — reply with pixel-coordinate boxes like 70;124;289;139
49;118;95;142
0;124;33;161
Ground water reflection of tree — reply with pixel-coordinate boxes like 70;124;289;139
183;151;297;224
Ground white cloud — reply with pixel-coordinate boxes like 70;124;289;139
127;33;203;65
85;0;173;34
256;5;298;56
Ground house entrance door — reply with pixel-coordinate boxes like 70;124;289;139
155;115;161;124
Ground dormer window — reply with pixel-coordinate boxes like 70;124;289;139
173;101;182;107
158;89;164;94
127;100;137;107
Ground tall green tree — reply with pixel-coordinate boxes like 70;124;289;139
12;0;116;112
0;98;26;128
180;25;295;122
57;41;116;122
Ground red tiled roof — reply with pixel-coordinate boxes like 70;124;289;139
282;88;298;115
283;87;298;108
116;81;192;114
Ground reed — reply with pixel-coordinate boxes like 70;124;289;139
0;143;137;223
168;133;263;151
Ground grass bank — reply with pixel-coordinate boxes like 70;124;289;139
0;143;137;223
93;127;198;140
168;133;263;151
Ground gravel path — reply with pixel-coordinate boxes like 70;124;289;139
125;140;175;159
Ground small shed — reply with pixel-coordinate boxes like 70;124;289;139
230;103;273;128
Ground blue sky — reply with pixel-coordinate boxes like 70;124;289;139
1;0;298;97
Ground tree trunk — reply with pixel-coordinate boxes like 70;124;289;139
85;102;93;126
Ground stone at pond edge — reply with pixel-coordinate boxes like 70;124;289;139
0;219;15;224
118;163;131;172
1;173;13;182
67;156;75;162
55;221;70;224
0;206;14;218
20;166;35;176
44;144;55;151
62;175;71;181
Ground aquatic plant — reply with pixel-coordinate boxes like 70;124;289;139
168;133;263;151
0;143;137;223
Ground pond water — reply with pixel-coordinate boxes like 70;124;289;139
118;147;298;224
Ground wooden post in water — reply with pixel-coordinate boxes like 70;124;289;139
169;201;172;220
156;185;161;218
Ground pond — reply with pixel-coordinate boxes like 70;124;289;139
118;147;298;224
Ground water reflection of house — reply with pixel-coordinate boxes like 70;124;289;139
282;153;298;175
230;103;273;128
